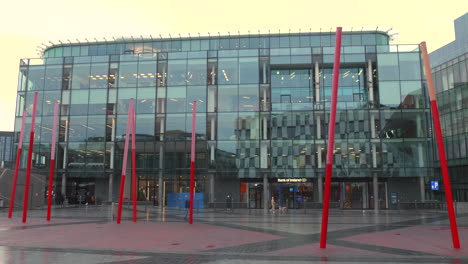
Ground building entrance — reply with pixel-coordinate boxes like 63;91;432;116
270;182;314;209
330;182;387;209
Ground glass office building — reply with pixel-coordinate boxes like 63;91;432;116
0;131;13;168
430;13;468;202
14;30;433;209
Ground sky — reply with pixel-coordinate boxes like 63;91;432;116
0;0;466;131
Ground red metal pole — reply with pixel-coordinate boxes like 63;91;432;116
46;101;60;221
22;92;38;223
421;42;460;248
8;110;27;218
189;101;197;224
117;98;134;224
320;27;342;248
131;107;137;222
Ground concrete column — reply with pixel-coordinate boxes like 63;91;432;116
160;117;165;141
315;62;320;104
108;174;113;202
210;143;215;163
317;175;323;203
108;118;115;202
316;116;321;139
263;175;268;213
260;142;268;168
317;147;322;168
210;174;215;203
158;144;164;210
373;175;379;212
211;117;215;140
418;142;425;201
208;87;216;112
370;114;376;139
263;116;267;139
368;60;374;104
61;119;69;199
372;144;377;168
246;183;250;209
419;177;425;202
211;65;216;84
263;87;267;110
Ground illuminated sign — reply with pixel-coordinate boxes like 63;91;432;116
277;178;307;183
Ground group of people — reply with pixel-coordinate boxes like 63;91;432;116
270;197;287;213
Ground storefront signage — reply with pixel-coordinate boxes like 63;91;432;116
277;178;307;183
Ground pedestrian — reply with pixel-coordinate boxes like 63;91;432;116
270;196;276;213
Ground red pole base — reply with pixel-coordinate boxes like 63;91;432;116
117;174;126;224
22;132;35;223
46;159;56;221
431;100;460;248
320;163;333;248
8;148;22;218
189;161;195;225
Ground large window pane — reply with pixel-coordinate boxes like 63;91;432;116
44;65;62;90
71;64;90;89
168;60;187;86
218;85;238;112
239;57;259;84
68;116;88;141
136;114;155;141
186;86;206;112
118;62;138;87
237;113;259;140
400;81;424;108
167;86;186;113
399;53;421;80
238;85;258;111
136;88;156;113
88;89;107;115
27;66;45;91
137;61;157;87
86;116;106;141
165;114;186;141
117;88;136;114
218;58;238;84
379;81;400;108
70;90;89;115
377;54;399;81
89;63;108;88
217;113;238;140
187;59;207;85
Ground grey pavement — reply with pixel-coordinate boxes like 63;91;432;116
0;205;467;263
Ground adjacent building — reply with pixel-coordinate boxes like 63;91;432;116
430;13;468;202
14;29;433;209
0;131;13;168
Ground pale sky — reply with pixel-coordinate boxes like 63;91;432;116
0;0;466;131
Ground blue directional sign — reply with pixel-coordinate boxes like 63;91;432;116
431;181;439;191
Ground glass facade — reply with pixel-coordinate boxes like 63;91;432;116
430;14;468;202
14;31;433;209
432;55;468;202
0;132;14;168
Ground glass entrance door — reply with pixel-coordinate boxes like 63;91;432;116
248;185;263;209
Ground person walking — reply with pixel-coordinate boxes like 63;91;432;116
270;196;276;213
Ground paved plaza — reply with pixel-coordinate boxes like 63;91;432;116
0;205;467;263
